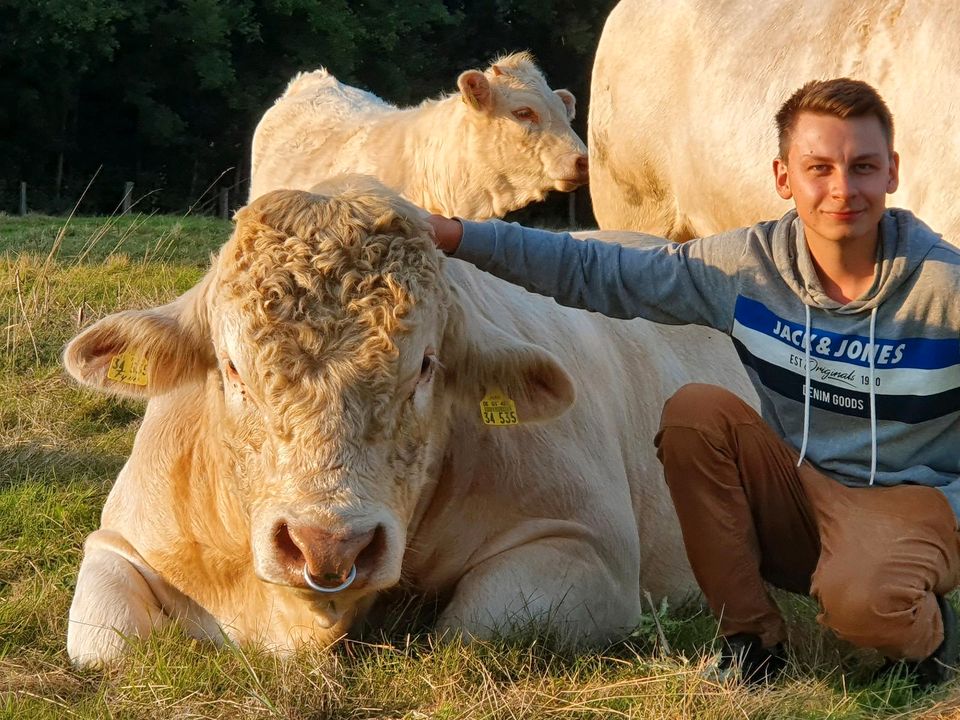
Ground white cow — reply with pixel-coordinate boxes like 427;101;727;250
249;52;589;219
64;178;752;667
589;0;960;241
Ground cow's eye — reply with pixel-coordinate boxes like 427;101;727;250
512;107;538;123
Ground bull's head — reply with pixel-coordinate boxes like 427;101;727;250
64;177;574;629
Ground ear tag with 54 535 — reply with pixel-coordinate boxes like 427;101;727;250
107;349;149;387
480;387;519;426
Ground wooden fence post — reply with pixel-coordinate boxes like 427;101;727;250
219;187;229;219
19;182;27;216
122;181;134;213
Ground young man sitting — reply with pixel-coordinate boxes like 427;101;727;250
427;78;960;685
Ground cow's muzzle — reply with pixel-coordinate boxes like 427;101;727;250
554;154;589;192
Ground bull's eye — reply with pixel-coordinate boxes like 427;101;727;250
419;353;437;382
225;358;244;390
512;107;538;124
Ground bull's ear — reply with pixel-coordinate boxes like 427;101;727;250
554;89;576;121
457;70;493;112
63;279;215;400
445;303;575;423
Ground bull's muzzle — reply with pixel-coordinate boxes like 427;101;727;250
272;520;382;592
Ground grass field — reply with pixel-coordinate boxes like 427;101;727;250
1;212;958;719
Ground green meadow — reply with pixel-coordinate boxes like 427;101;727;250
0;213;957;719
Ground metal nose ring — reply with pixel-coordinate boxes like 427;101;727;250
303;563;357;593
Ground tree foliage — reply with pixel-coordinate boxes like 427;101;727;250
0;0;617;215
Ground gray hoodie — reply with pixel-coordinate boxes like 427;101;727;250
455;209;960;519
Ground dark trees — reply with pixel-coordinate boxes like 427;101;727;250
0;0;616;215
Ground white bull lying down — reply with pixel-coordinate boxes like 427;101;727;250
64;179;753;666
249;52;588;219
589;0;960;241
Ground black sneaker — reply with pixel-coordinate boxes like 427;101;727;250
718;633;786;685
913;595;959;687
879;595;959;689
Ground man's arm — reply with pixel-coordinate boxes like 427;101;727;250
427;215;747;331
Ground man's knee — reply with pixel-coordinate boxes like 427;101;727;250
659;383;753;432
814;565;938;658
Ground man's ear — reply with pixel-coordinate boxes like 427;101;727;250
63;278;215;400
443;299;575;423
887;151;900;193
458;70;493;112
554;89;576;121
773;157;792;200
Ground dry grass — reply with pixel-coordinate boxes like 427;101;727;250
1;214;958;719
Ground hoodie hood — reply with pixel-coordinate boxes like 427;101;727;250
772;208;944;314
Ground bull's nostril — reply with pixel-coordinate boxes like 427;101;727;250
357;525;387;576
273;522;303;567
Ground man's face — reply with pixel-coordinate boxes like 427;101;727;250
773;112;899;252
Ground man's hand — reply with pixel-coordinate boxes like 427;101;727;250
427;215;463;254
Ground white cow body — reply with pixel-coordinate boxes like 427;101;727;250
64;183;752;666
250;53;588;219
589;0;960;241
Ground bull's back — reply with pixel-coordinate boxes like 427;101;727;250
448;252;753;465
447;256;752;600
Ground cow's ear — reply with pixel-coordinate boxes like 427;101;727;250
554;89;576;121
458;70;493;112
445;303;575;423
64;279;215;400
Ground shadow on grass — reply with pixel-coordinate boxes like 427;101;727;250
0;443;125;492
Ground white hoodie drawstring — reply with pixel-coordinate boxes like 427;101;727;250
797;304;812;467
795;304;879;485
868;307;878;485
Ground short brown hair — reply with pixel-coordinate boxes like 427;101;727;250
775;78;894;160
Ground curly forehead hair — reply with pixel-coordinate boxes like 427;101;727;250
775;77;895;160
219;186;443;400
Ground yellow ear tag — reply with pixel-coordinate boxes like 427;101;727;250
106;349;149;387
480;387;519;426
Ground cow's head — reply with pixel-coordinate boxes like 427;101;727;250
64;177;574;627
456;52;588;210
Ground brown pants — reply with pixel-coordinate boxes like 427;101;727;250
655;383;960;660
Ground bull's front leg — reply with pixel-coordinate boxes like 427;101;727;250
436;535;642;648
67;530;176;667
